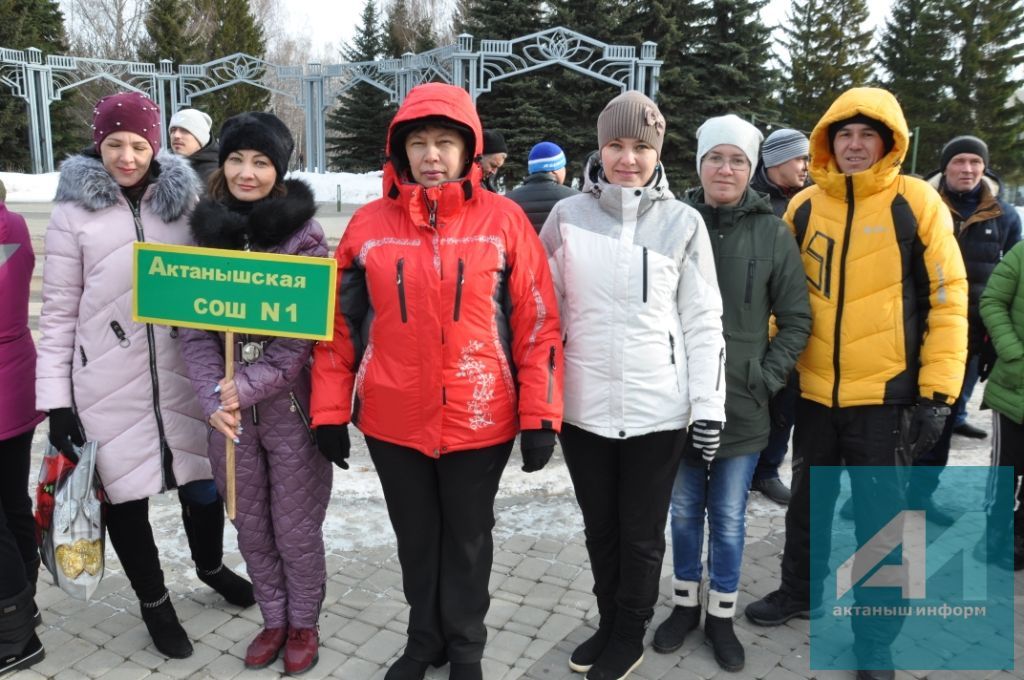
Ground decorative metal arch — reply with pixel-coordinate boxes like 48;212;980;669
0;27;660;174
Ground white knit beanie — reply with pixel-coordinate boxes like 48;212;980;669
168;108;212;148
695;114;763;177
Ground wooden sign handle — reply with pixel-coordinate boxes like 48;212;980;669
224;331;236;520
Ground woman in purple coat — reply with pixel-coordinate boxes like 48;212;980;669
179;112;332;676
0;181;46;674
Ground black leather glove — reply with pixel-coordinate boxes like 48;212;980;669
907;399;951;459
978;336;997;382
48;408;85;453
520;429;555;473
315;425;350;470
683;420;723;467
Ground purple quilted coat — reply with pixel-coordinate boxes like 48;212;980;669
179;179;332;629
0;203;45;440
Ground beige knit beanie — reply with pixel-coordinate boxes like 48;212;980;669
597;91;666;157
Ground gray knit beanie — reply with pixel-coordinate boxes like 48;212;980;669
761;128;809;168
940;135;989;172
597;91;666;157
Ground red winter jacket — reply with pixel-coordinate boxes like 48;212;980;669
310;83;563;456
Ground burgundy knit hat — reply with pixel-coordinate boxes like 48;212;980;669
92;92;162;155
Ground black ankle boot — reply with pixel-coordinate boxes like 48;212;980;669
705;590;743;672
0;585;43;674
449;660;483;680
652;579;701;654
197;564;256;607
183;499;255;607
569;611;615;673
586;607;647;680
140;593;193;659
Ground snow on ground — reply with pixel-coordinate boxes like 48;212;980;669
1;169;383;204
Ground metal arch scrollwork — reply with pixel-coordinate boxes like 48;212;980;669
47;56;159;101
178;52;301;105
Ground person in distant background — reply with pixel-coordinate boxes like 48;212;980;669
480;129;508;192
169;108;219;186
506;141;578;233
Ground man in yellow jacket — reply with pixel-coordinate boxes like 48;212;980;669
744;88;968;680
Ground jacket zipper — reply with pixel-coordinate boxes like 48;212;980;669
428;194;438;229
79;346;88;367
546;346;556;403
642;247;648;303
110;320;130;346
669;333;680;391
453;258;465;321
396;258;408;323
289;391;316;446
833;177;856;408
716;348;724;391
130;204;174;489
744;259;755;304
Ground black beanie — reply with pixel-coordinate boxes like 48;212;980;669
218;112;294;180
828;113;895;156
482;130;507;155
940;135;989;172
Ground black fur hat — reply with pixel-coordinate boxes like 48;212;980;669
218;112;294;179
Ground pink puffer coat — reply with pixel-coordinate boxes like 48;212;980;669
35;151;211;504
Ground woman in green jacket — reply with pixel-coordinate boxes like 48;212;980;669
653;114;811;671
977;239;1024;571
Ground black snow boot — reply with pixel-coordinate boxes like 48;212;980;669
0;585;44;674
569;600;616;673
652;579;701;654
182;499;255;607
704;590;744;672
448;661;483;680
140;592;193;659
585;606;647;680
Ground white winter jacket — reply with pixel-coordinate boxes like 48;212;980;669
539;158;726;438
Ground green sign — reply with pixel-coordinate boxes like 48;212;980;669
133;242;337;340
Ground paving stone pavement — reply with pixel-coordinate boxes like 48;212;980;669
8;201;1024;679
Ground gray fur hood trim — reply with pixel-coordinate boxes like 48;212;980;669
54;151;201;222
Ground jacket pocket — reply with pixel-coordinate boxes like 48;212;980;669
546;346;556;403
396;258;408;323
454;258;465;321
747;358;770;407
669;332;680;392
744;259;755;305
289;391;317;447
110;320;130;347
79;346;88;368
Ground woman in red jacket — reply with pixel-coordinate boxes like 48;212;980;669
311;83;563;680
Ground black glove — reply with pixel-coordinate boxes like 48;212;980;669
315;425;350;470
683;420;723;467
978;336;997;382
907;399;951;459
769;389;791;430
48;408;85;453
520;429;555;473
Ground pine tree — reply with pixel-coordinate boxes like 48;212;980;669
0;0;78;171
947;0;1024;180
877;0;956;174
457;0;547;186
383;0;437;57
325;0;395;171
778;0;874;134
191;0;271;126
137;0;201;66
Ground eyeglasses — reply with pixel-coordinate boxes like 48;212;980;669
703;154;750;171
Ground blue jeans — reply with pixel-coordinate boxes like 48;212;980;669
669;453;758;593
952;354;980;427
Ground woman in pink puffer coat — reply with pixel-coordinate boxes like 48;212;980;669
35;92;252;661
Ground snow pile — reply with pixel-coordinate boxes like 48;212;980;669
0;171;61;202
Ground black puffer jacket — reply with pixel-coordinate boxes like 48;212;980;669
750;163;806;218
188;141;220;189
506;173;579;233
926;171;1023;350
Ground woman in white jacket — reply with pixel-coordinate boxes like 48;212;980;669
539;91;726;680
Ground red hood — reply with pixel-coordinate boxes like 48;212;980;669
382;83;484;221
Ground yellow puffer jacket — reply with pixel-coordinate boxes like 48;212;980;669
783;87;968;408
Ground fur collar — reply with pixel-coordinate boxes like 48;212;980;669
190;179;317;250
54;151;200;222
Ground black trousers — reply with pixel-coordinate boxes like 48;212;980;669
0;429;36;599
367;436;513;664
559;423;685;619
991;413;1024;532
781;399;909;651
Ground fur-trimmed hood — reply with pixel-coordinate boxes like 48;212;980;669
190;179;317;250
54;151;200;222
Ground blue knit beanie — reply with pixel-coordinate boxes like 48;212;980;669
528;142;566;174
